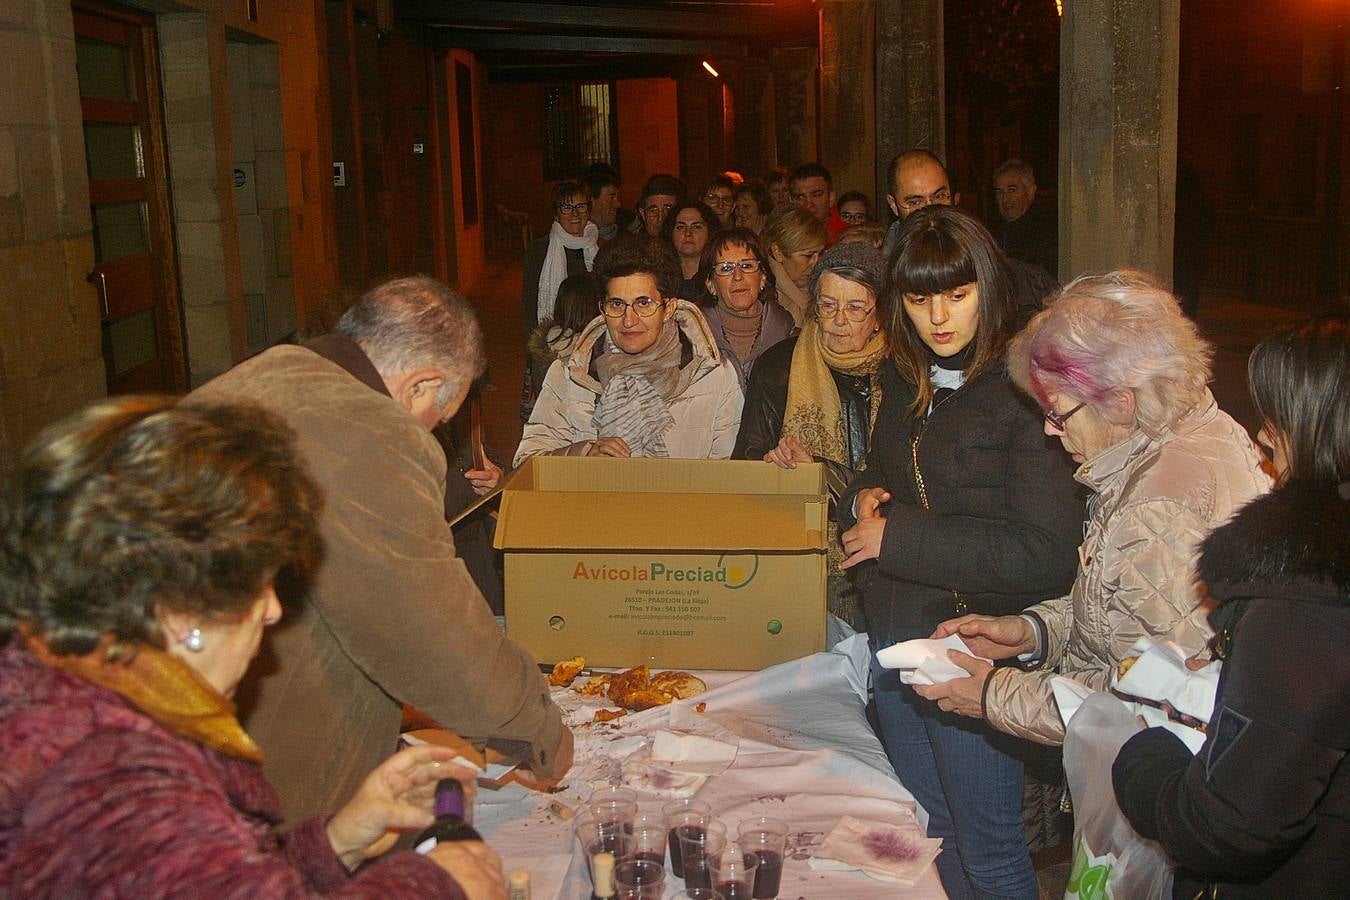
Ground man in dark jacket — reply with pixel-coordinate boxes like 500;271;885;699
992;158;1058;279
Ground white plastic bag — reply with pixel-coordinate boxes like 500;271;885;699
1062;692;1174;900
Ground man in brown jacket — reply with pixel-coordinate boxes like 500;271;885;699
191;275;572;824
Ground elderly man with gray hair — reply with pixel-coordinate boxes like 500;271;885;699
191;275;572;826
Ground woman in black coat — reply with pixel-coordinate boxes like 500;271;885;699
1112;316;1349;898
837;206;1082;900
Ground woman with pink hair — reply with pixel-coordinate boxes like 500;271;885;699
918;269;1270;747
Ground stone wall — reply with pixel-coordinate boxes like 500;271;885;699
0;0;105;470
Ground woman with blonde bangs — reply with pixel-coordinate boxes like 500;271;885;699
837;206;1083;900
761;205;828;327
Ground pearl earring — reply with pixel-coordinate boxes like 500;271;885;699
183;627;205;653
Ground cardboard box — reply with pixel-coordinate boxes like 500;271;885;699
494;457;828;671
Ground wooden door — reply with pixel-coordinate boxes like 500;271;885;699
73;2;186;394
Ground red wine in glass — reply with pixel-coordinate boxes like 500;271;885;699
749;849;783;898
633;850;664;866
716;880;753;900
667;828;685;877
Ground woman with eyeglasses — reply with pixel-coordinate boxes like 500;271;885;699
521;181;599;418
917;269;1269;751
698;227;797;392
835;206;1084;900
514;236;742;464
701;175;737;228
522;180;598;334
836;190;872;226
659;199;720;301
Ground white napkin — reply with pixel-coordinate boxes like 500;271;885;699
875;634;990;685
650;729;739;773
807;815;942;885
1115;636;1221;723
619;752;710;798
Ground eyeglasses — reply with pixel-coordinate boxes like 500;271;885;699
558;202;590;215
839;211;868;225
712;259;761;277
815;300;875;322
704;192;733;208
601;296;665;318
1043;402;1086;430
899;188;952;212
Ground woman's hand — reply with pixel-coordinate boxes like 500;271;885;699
840;488;891;569
426;841;507;899
464;458;503;495
763;436;814;469
912;651;995;719
930;614;1036;660
326;745;478;872
587;437;631;458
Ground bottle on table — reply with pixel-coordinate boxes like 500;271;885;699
414;779;482;854
508;869;531;900
591;851;617;900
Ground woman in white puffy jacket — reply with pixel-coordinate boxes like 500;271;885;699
514;236;743;465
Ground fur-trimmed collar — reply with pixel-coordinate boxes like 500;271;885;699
1198;480;1349;605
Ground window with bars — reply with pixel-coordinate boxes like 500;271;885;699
543;82;617;181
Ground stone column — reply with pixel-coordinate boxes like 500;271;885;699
0;0;106;467
875;0;944;207
159;12;244;385
819;0;876;198
1059;0;1180;281
769;47;817;169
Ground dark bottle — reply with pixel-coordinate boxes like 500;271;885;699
414;779;482;854
590;852;616;900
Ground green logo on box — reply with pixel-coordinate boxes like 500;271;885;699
716;553;759;589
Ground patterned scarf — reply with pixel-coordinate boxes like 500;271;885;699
24;632;263;764
592;317;688;457
782;320;887;466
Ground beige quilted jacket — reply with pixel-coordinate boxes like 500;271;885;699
983;392;1270;745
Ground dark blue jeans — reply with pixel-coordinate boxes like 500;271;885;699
871;652;1038;900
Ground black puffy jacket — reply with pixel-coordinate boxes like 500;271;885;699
1113;480;1350;899
837;357;1083;643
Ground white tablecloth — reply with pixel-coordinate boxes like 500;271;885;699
474;633;946;898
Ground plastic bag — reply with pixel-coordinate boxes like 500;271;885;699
1062;692;1174;900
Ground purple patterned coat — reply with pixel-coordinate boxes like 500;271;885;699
0;638;466;898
